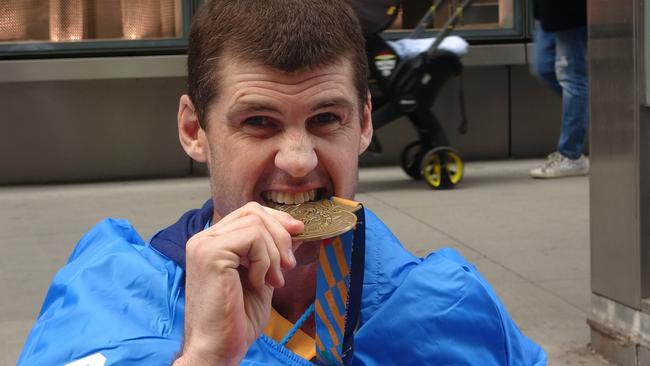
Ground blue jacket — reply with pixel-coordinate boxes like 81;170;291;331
18;201;546;365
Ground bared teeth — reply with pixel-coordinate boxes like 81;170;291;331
266;189;317;204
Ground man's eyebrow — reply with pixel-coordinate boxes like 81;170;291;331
311;97;355;112
227;101;280;118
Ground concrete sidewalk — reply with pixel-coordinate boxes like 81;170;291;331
0;159;610;365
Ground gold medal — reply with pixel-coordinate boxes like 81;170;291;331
270;198;359;241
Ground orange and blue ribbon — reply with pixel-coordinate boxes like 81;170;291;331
313;206;365;365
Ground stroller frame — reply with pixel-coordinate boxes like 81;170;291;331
362;0;473;189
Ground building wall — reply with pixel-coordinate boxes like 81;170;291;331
0;53;563;184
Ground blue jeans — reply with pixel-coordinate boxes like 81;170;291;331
532;24;589;159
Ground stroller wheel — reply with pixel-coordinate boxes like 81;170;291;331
420;147;464;189
400;141;428;180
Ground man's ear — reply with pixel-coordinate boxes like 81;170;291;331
358;91;374;155
178;95;208;163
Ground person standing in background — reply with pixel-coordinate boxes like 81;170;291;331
530;0;589;178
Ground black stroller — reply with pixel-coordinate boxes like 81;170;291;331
349;0;473;189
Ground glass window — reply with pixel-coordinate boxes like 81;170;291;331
0;0;183;44
387;0;516;34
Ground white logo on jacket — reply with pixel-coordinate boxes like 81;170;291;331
65;353;106;366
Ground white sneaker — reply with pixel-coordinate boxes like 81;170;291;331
530;152;589;178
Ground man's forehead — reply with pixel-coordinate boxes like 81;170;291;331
217;53;353;86
216;60;355;106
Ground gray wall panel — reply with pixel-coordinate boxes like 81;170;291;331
359;116;418;167
0;78;190;184
638;3;650;301
435;66;510;160
641;103;650;299
589;0;641;308
510;65;563;158
0;60;562;183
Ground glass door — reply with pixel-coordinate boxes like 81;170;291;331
0;0;193;58
384;0;526;41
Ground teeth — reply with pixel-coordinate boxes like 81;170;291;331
265;189;317;204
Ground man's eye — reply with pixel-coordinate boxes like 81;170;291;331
240;116;279;137
243;116;269;126
312;113;340;124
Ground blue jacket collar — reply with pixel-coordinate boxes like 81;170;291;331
149;199;213;270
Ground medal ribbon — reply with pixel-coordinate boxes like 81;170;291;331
313;203;365;365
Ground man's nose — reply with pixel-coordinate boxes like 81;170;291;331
274;132;318;178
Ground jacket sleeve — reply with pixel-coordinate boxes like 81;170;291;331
17;219;185;366
356;210;547;366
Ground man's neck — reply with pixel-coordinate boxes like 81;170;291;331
272;261;318;337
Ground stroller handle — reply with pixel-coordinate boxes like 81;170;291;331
410;0;448;39
427;0;473;57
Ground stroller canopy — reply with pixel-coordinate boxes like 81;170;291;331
347;0;401;35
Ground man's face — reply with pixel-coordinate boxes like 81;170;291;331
200;57;372;220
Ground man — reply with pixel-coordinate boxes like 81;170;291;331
18;1;546;365
530;0;589;179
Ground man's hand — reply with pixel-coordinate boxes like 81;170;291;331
173;202;304;366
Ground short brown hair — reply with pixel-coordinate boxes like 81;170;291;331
187;0;369;129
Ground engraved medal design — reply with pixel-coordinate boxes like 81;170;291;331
270;198;358;241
